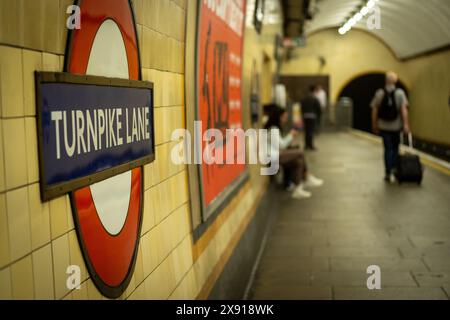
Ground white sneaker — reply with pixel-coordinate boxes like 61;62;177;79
389;173;396;184
305;174;324;188
286;182;296;192
292;184;312;199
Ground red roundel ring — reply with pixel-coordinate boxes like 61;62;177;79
65;0;143;298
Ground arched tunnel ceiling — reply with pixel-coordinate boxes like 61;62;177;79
304;0;450;59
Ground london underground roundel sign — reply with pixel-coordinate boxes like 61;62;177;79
65;0;144;298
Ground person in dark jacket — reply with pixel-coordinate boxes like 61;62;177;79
301;85;321;150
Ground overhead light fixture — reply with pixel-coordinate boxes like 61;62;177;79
338;0;380;35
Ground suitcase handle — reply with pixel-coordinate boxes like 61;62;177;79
400;132;413;149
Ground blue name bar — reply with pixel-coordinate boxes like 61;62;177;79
36;72;155;201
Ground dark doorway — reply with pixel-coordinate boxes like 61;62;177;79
280;75;330;104
339;73;408;133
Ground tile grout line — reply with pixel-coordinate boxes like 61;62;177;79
409;270;420;287
441;286;450;300
420;257;431;272
125;231;192;299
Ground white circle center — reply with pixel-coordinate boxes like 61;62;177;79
86;19;132;235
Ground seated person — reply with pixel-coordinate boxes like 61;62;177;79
264;105;324;199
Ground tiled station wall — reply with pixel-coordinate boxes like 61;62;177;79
0;0;270;300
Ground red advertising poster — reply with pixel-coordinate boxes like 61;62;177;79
197;0;247;210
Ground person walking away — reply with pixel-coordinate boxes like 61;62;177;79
371;71;411;183
301;85;321;150
265;105;324;199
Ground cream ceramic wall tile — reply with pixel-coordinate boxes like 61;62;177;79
11;255;34;300
28;183;51;250
128;282;146;300
0;267;12;299
142;0;159;32
176;41;185;74
151;146;161;184
52;233;70;299
172;205;190;245
123;272;136;299
143;162;154;190
72;280;88;300
3;118;28;189
6;186;31;262
133;244;144;285
170;171;188;210
141;188;156;235
68;230;87;283
145;69;162;107
66;196;74;231
161;211;175;253
160;72;171;106
145;225;162;273
150;183;161;224
167;38;176;73
0;46;24;118
0;121;4;193
87;278;103;300
137;24;143;62
42;52;61;72
157;180;170;222
168;141;180;177
173;0;185;9
22;50;42;116
156;143;170;179
23;0;43;50
166;1;176;39
42;0;59;54
25;117;39;184
155;108;181;146
173;3;185;42
168;267;197;300
0;0;24;48
156;222;168;261
62;292;73;300
141;27;151;69
140;232;152;278
169;174;181;213
0;194;10;268
171;236;191;285
50;195;68;239
153;108;165;145
144;254;175;299
160;0;171;37
151;32;164;71
32;244;54;300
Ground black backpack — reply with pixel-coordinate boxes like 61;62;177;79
378;88;398;121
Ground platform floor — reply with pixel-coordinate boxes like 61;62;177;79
249;131;450;300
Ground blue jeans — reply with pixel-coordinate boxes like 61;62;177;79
380;130;400;175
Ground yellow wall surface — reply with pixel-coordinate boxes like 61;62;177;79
404;51;450;145
0;0;271;300
280;29;450;145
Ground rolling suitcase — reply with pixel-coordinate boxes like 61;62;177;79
396;133;423;185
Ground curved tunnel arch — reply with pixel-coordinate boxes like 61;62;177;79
305;0;450;59
338;72;409;133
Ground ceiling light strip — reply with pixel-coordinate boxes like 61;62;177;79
338;0;380;35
